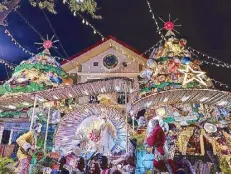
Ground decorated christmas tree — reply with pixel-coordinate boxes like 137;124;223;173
138;26;213;98
0;39;73;95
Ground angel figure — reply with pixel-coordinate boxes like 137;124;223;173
98;119;116;156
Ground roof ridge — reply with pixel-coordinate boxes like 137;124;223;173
61;36;147;65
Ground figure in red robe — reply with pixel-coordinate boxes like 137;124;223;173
146;119;176;173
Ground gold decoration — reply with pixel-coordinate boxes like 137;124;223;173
177;127;194;155
62;78;73;85
200;129;205;155
178;65;207;86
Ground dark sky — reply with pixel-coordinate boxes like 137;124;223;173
0;0;231;89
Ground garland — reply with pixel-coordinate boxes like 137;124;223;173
155;57;169;62
163;117;175;123
140;82;181;93
14;63;68;78
0;82;46;95
0;111;22;118
139;81;199;94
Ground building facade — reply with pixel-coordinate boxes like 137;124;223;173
61;36;147;105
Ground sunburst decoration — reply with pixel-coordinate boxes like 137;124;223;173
34;35;59;50
159;14;182;34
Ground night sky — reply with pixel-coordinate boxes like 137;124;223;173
0;0;231;89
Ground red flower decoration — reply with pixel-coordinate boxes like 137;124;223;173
89;130;100;142
167;58;180;73
179;39;187;47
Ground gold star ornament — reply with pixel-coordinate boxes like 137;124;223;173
178;65;207;87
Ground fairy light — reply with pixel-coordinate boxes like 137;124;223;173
145;0;166;40
142;40;162;55
211;79;229;89
69;10;104;40
188;47;231;68
4;29;35;56
109;42;145;66
0;58;15;70
201;60;229;68
79;15;104;40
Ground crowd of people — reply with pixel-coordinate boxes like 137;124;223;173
57;153;126;174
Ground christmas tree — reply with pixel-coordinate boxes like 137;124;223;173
138;30;213;98
0;39;73;95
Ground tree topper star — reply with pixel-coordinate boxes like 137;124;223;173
178;65;207;86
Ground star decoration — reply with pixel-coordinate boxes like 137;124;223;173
178;65;207;86
34;35;59;50
159;14;182;34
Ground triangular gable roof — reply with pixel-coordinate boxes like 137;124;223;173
61;36;147;72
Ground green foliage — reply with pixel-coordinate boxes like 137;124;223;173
0;157;15;174
0;81;46;95
28;0;100;18
14;62;68;78
29;0;56;14
0;0;100;19
67;0;101;19
0;111;22;118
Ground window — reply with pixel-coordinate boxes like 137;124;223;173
89;95;100;104
122;62;127;67
93;62;98;66
117;92;128;104
103;54;118;69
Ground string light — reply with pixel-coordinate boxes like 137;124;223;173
77;13;104;40
16;10;68;59
52;56;69;62
63;0;104;41
41;9;69;58
211;79;229;89
0;58;15;70
70;41;146;74
145;0;166;40
142;40;162;56
188;47;231;68
4;29;35;56
201;60;229;68
109;42;145;66
62;0;104;39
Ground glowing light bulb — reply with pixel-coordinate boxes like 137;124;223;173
53;95;59;100
181;96;190;102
